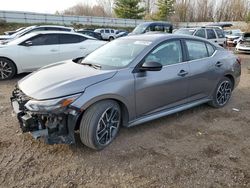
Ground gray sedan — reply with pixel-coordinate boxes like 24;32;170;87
11;34;241;150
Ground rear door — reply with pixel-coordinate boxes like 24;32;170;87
58;34;88;61
134;40;190;116
184;39;218;101
206;29;218;44
18;34;60;71
214;29;226;46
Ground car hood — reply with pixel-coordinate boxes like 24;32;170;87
18;60;117;100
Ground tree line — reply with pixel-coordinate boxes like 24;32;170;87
58;0;250;22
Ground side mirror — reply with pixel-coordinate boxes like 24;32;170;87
23;41;33;47
140;61;162;72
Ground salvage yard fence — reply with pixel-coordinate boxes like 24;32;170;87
0;10;248;29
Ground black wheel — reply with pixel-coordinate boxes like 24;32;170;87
80;100;121;150
208;77;233;108
109;36;114;41
0;58;16;80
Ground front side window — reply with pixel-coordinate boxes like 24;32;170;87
206;29;217;39
59;34;86;44
145;40;183;66
27;34;59;46
195;29;206;38
206;43;216;56
105;30;110;33
215;29;225;38
186;40;208;60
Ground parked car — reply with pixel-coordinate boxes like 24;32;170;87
76;29;103;40
174;27;226;47
236;32;250;53
0;31;106;80
4;27;25;35
0;25;74;43
11;34;241;150
130;22;173;35
225;29;243;46
94;28;117;41
205;23;233;29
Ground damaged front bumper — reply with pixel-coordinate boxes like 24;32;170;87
11;88;81;144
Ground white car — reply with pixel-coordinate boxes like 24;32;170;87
0;31;107;80
236;32;250;53
0;25;75;43
175;27;226;47
94;28;117;41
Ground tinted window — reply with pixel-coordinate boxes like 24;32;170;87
195;29;206;38
215;29;225;38
206;43;215;56
100;30;104;33
105;30;110;33
206;29;216;39
186;40;208;60
111;30;114;33
155;25;164;32
27;34;59;46
145;40;183;66
59;34;86;44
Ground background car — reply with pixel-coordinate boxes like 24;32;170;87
94;28;117;41
76;29;103;40
11;34;241;150
0;25;75;43
174;27;226;47
225;29;244;46
0;31;106;80
130;22;173;35
4;27;25;35
236;32;250;53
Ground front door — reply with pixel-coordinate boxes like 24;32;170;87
134;40;190;117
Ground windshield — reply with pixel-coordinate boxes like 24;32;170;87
132;24;148;34
82;39;151;69
243;33;250;40
11;26;36;37
174;29;195;35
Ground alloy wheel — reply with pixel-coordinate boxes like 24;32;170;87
216;81;232;106
0;60;13;80
96;107;120;146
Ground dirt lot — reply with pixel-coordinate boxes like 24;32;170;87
0;53;250;188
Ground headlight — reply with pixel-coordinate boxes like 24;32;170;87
25;94;81;112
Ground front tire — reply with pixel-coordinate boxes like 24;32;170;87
0;58;16;80
79;100;121;150
208;77;233;108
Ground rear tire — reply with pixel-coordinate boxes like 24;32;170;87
0;58;16;80
109;36;114;41
208;77;233;108
79;100;121;150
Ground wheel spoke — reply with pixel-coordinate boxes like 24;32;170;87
216;81;232;106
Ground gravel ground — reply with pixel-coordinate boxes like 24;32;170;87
0;53;249;188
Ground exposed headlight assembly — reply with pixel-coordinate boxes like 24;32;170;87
25;94;81;112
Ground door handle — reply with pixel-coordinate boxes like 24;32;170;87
178;70;188;77
50;49;58;52
215;61;223;67
215;40;218;43
79;47;86;50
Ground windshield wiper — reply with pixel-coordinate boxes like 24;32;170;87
82;63;102;69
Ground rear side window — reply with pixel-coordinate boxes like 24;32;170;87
215;29;225;38
105;30;110;33
27;34;59;46
59;34;86;44
111;30;114;33
206;43;216;56
206;29;217;39
186;40;208;60
194;29;206;38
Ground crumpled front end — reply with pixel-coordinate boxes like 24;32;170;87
11;87;81;144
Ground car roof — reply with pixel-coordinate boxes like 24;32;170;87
37;25;74;29
121;33;211;43
138;22;172;26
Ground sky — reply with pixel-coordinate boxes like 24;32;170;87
0;0;97;14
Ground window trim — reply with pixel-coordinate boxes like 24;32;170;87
19;34;60;46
